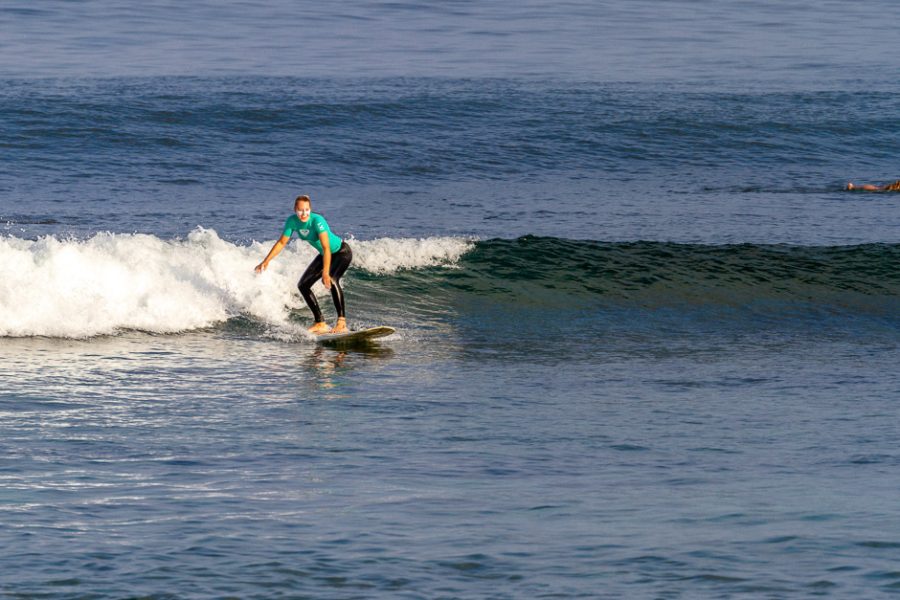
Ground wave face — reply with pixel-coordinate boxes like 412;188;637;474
2;232;896;339
444;237;900;310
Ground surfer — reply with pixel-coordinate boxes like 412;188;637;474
845;180;900;192
255;195;352;334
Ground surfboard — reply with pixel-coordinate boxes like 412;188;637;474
316;326;396;344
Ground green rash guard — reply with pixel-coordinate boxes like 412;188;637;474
282;213;343;255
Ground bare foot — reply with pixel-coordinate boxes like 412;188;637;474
308;322;330;334
330;318;349;334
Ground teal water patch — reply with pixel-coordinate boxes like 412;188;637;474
357;236;900;323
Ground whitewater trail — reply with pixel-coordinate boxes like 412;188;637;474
0;228;472;338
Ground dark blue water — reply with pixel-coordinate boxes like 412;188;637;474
2;1;900;598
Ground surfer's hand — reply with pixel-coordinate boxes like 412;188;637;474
322;273;332;289
255;261;268;273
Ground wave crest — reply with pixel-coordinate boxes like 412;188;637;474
0;228;472;338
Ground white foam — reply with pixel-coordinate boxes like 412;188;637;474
0;228;473;338
348;235;473;274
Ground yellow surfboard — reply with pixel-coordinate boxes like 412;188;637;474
316;326;396;344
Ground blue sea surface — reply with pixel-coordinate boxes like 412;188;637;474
1;1;900;598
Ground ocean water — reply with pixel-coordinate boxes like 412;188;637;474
2;1;900;598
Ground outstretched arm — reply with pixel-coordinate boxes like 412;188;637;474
846;182;882;191
255;235;291;272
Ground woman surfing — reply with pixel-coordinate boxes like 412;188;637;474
255;195;352;334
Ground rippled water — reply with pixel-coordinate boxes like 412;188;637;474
3;78;900;244
2;1;900;598
2;0;898;82
2;333;899;597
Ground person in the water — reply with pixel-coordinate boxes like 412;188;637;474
845;180;900;191
255;195;352;334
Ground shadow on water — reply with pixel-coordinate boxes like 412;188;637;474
300;342;395;393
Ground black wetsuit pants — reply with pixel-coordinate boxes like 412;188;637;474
298;242;353;323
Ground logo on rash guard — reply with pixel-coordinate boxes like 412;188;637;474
300;229;310;236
